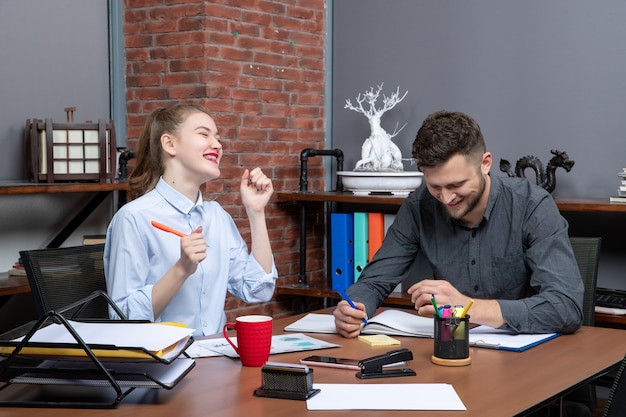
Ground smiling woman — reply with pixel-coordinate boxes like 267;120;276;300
104;104;278;338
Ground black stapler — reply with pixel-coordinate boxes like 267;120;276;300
355;348;416;379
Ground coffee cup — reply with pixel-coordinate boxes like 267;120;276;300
223;315;273;367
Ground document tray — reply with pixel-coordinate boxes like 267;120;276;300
0;294;195;408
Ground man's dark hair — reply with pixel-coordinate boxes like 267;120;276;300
411;110;485;170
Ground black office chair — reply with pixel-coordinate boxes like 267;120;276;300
603;353;626;417
20;244;112;320
570;237;602;327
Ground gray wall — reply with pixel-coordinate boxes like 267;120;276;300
0;0;114;272
0;0;111;181
332;0;626;199
332;1;626;290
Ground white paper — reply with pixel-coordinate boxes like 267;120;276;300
15;321;194;352
306;383;466;410
468;326;558;350
187;333;339;358
284;313;337;333
285;310;434;337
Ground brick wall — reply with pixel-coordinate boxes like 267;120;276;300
123;0;328;320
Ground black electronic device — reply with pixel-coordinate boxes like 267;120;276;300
300;355;361;370
596;287;626;309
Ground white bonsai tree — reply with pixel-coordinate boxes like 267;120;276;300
344;83;408;172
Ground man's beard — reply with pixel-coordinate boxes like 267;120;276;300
445;174;486;221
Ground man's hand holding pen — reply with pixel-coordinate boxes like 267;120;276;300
333;299;369;338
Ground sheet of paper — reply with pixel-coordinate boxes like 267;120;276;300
306;383;466;410
187;333;340;358
284;313;337;333
15;321;194;352
469;326;558;350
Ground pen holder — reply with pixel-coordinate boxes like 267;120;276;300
432;315;471;366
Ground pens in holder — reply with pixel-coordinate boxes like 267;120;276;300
335;288;368;326
461;299;474;318
431;294;441;318
151;220;187;237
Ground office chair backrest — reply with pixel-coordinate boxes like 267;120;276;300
20;244;108;319
569;237;601;327
603;353;626;417
564;237;602;412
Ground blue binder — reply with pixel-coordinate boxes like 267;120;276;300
330;213;354;292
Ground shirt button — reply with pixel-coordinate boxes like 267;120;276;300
471;259;476;265
203;322;208;327
474;285;479;291
472;230;477;238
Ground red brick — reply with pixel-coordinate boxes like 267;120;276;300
124;0;327;320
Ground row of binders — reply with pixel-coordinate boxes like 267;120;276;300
330;212;395;292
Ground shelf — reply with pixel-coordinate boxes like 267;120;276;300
276;191;626;213
0;181;128;249
0;274;30;297
0;182;128;195
276;191;407;206
554;197;626;213
277;282;413;308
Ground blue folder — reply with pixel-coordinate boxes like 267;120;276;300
330;213;354;292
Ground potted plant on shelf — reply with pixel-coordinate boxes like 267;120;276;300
339;83;422;196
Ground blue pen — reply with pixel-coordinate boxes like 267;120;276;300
336;288;369;326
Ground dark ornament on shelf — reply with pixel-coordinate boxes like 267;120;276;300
499;149;574;193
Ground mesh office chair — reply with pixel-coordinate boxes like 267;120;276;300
564;237;602;413
570;237;602;327
20;244;113;320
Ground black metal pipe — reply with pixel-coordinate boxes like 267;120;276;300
117;150;135;180
299;148;344;192
297;148;344;286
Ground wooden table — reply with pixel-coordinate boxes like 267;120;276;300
1;309;625;416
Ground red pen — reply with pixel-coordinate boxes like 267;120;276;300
151;220;186;237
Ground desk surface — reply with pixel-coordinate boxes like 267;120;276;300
2;309;626;416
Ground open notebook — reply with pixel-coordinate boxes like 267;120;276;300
285;310;434;338
285;310;560;351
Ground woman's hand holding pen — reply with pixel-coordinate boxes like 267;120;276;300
333;300;368;338
177;226;207;276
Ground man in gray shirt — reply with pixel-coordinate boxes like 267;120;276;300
334;110;584;338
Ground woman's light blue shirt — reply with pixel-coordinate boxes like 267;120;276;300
104;178;278;336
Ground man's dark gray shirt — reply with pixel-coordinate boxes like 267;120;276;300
346;175;584;334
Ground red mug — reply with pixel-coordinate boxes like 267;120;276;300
223;315;273;367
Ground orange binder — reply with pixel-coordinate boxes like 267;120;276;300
368;212;385;261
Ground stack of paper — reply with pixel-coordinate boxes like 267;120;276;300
2;321;194;360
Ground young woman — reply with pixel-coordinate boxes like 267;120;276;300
104;104;277;336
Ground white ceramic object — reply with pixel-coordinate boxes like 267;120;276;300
337;171;424;196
